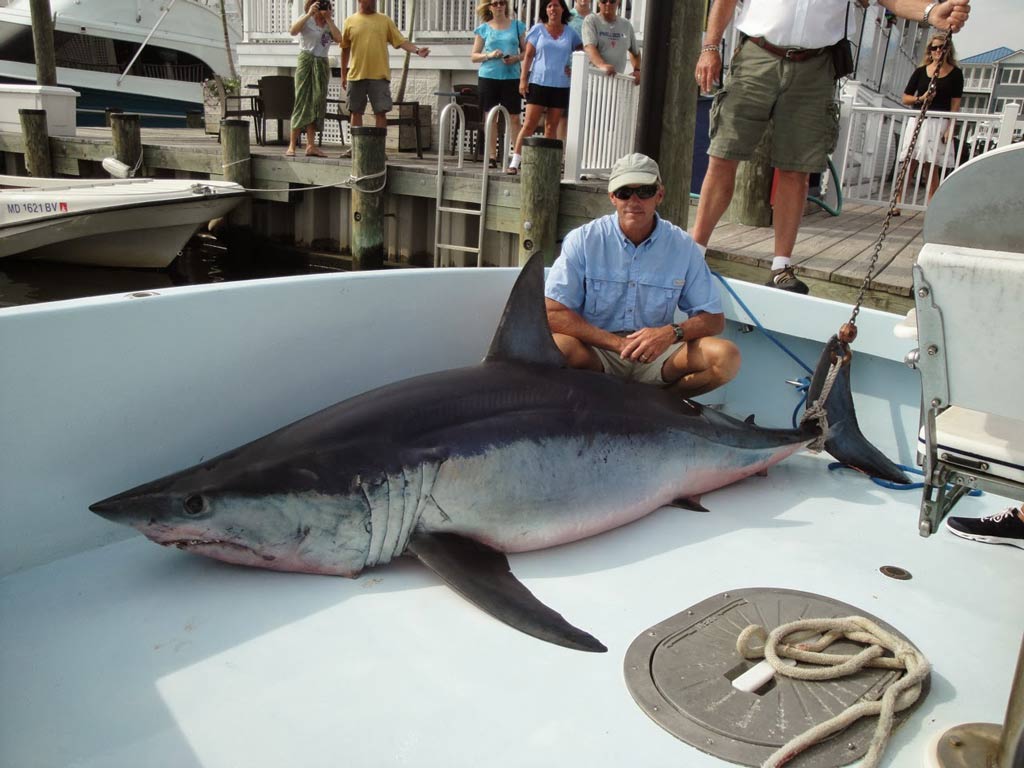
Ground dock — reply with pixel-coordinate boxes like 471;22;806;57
0;126;920;313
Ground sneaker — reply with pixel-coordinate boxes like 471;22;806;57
945;508;1024;549
766;266;809;294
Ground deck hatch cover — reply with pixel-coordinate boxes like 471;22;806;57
623;588;929;767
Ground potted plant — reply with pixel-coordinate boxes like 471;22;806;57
203;75;242;134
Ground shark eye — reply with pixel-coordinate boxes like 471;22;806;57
183;494;207;517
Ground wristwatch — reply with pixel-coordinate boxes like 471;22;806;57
671;323;685;342
922;1;940;26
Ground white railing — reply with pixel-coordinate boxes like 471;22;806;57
243;0;648;42
563;51;639;183
838;102;1021;210
964;75;995;91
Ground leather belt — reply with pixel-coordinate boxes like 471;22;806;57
744;35;828;62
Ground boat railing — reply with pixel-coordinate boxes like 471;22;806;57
836;101;1022;211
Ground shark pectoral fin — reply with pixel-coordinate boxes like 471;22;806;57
407;531;607;653
667;497;709;513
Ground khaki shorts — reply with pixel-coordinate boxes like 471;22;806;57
347;79;393;115
592;339;685;387
708;41;840;173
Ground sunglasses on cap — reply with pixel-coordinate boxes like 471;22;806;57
611;184;659;200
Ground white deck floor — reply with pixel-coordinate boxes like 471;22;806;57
2;452;1019;768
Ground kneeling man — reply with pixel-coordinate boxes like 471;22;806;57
545;153;740;397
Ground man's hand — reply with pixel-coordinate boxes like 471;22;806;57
632;69;641;85
620;326;675;363
695;49;721;94
931;0;970;32
600;63;615;76
416;46;430;58
341;76;347;89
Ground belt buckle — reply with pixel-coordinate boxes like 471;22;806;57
784;47;797;60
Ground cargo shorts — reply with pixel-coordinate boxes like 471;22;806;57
708;40;841;173
347;78;393;116
591;335;685;387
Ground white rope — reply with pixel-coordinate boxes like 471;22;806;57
800;359;843;452
736;617;930;768
226;168;388;195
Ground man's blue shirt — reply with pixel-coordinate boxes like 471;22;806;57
545;213;722;332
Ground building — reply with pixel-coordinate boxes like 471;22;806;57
960;46;1024;115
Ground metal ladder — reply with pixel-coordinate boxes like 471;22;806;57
433;104;512;268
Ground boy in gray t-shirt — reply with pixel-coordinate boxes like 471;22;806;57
581;6;640;78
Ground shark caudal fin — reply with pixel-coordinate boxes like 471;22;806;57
484;252;566;367
408;531;607;653
807;335;910;485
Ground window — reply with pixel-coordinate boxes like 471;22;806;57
1001;68;1012;84
995;98;1006;112
1012;69;1023;85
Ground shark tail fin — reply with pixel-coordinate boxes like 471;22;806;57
807;335;910;485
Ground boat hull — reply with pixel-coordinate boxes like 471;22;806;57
0;179;245;268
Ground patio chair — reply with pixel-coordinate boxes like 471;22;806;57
452;83;483;161
212;76;261;145
257;75;294;146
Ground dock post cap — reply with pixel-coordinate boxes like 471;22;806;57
351;126;387;137
17;108;46;116
523;137;562;150
220;118;249;129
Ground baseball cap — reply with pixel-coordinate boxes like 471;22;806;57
607;153;661;193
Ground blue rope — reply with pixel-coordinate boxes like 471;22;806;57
712;271;814;376
827;462;984;496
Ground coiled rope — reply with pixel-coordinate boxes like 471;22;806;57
736;617;930;768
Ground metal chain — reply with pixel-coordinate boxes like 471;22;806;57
845;32;954;328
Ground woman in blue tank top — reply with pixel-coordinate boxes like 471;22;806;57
472;0;527;168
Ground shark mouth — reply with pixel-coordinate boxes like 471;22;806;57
161;538;276;562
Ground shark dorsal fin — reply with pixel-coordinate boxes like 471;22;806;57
484;252;566;367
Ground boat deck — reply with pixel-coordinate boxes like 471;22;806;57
1;452;1017;768
24;126;920;308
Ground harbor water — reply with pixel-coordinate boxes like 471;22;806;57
0;234;345;308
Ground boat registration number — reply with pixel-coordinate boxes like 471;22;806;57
6;202;69;214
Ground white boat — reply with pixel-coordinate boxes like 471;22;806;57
0;0;240;124
0;175;246;268
0;147;1021;767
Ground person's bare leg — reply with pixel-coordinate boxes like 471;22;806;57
351;111;364;127
286;127;301;155
925;161;941;202
771;170;809;258
661;337;741;398
551;333;602;371
544;108;564;139
509;105;543;172
374;112;387;130
691;156;740;247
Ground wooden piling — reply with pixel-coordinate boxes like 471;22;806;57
728;128;774;227
104;108;124;128
518;136;562;267
28;0;57;87
19;109;52;178
110;113;142;171
350;126;387;271
653;0;703;226
220;118;252;227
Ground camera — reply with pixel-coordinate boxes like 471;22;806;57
317;1;331;11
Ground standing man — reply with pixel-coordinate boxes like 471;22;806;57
568;0;592;36
582;0;641;84
545;154;740;398
693;0;971;294
341;0;430;132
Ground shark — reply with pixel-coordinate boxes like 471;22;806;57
91;253;907;653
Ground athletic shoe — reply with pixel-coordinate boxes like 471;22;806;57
945;508;1024;549
766;266;810;294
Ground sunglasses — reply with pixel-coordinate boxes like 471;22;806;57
600;0;618;4
612;184;658;200
490;0;507;5
929;45;944;51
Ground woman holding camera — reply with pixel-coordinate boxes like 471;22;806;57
286;0;342;157
472;0;527;169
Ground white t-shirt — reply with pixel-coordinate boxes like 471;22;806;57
297;15;334;58
736;0;875;49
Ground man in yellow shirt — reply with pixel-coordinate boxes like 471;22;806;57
341;0;430;129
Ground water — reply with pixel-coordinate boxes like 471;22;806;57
0;234;345;308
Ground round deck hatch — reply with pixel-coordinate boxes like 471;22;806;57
623;588;929;767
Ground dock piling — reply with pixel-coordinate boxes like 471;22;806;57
518;136;562;267
19;108;52;178
350;126;387;271
110;113;142;174
220;118;252;227
729;128;773;227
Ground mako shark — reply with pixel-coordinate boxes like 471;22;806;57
91;253;906;653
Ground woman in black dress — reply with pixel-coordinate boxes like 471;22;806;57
896;35;964;209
